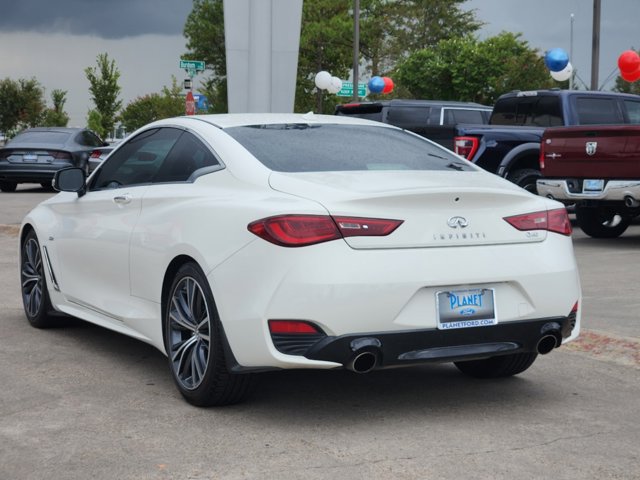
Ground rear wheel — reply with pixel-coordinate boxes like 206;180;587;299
454;352;538;378
0;181;17;192
506;168;542;194
20;230;55;328
164;262;251;406
575;206;631;238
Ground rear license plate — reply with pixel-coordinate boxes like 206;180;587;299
22;154;38;162
436;288;496;330
583;179;604;193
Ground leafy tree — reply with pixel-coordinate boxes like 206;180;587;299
119;77;186;132
85;53;122;135
41;89;70;127
395;33;554;105
87;109;105;138
0;77;46;136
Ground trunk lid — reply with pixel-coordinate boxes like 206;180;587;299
269;170;550;249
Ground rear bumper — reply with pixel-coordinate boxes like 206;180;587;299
537;178;640;203
0;163;72;183
303;316;574;369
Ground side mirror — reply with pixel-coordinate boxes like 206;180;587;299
53;167;86;197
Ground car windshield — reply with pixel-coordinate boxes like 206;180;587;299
11;131;71;144
225;124;473;172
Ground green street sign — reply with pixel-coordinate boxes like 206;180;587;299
180;60;206;71
337;81;367;98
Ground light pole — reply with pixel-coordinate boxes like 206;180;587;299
569;13;575;90
352;0;360;102
591;0;601;90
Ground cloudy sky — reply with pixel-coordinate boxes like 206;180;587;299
0;0;637;129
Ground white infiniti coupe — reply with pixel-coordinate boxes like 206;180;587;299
20;114;581;406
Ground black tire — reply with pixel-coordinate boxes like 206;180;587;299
40;182;54;191
454;352;538;378
0;181;17;192
20;230;56;328
575;206;631;238
164;262;251;406
506;168;542;195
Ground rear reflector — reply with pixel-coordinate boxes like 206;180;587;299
454;136;479;160
269;320;322;334
503;208;572;236
248;214;403;247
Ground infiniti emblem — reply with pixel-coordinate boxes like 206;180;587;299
447;216;469;228
586;141;597;156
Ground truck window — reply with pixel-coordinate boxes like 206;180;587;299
490;97;530;125
387;106;430;128
576;97;622;124
443;109;488;125
623;100;640;124
532;96;563;126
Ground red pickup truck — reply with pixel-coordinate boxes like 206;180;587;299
536;125;640;238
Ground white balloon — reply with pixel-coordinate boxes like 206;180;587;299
328;76;343;94
314;71;332;90
550;62;573;82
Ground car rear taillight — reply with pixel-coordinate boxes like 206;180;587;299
454;136;479;160
90;150;102;158
50;151;72;160
503;208;572;236
248;215;403;247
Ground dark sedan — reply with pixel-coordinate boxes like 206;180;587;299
0;127;106;192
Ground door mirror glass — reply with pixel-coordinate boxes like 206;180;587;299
53;167;86;195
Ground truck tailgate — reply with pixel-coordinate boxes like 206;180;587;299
541;125;640;178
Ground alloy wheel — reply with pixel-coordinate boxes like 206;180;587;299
21;238;43;318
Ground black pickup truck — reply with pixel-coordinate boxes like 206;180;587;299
337;90;640;192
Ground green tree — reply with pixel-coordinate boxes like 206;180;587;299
41;89;70;127
85;53;122;135
395;33;554;105
119;77;186;132
0;77;46;136
87;109;105;138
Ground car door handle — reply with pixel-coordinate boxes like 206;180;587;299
113;194;132;205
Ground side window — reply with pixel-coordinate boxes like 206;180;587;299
576;97;623;124
532;96;563;126
387;107;430;128
154;132;220;183
445;109;488;125
90;128;182;190
623;100;640;124
77;130;103;147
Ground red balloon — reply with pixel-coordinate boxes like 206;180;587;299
382;77;394;94
621;65;640;82
618;50;640;74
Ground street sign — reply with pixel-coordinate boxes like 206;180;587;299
185;91;196;116
180;60;206;71
337;81;367;98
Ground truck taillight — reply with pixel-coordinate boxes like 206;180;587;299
454;136;479;160
539;141;546;171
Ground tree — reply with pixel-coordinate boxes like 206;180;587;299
87;109;105;138
119;77;186;132
85;53;122;136
41;89;70;127
395;33;554;105
0;77;46;136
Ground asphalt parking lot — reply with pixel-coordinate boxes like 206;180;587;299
1;185;639;479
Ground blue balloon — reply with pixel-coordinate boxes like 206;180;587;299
368;76;385;94
545;48;570;72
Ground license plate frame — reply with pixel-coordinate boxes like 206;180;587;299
22;154;38;163
436;288;497;330
583;179;604;193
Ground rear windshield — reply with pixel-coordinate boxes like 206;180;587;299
225;124;473;172
11;131;71;145
491;96;563;126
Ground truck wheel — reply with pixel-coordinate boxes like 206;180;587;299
575;206;631;238
506;168;542;194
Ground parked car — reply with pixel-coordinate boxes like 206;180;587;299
88;145;115;173
537;124;640;238
0;127;106;192
21;114;581;406
335;99;492;151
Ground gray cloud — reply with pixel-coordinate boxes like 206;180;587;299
0;0;192;38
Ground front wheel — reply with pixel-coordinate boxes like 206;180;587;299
575;206;631;238
164;263;251;406
506;168;542;194
454;352;538;378
20;230;55;328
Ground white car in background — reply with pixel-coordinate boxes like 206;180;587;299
20;114;581;406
